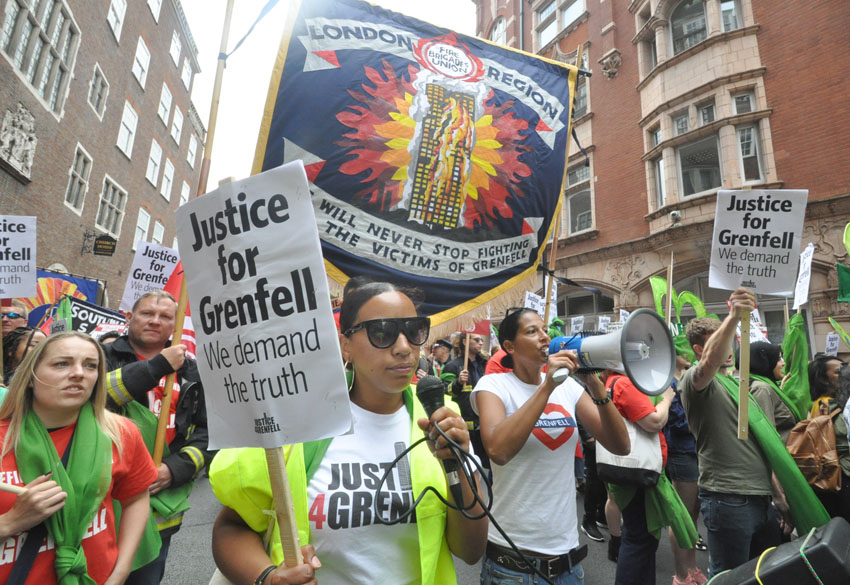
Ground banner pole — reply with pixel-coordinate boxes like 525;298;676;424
265;448;304;567
738;311;751;440
542;211;561;328
666;250;674;326
153;278;188;465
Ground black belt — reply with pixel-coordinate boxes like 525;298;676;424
486;541;587;579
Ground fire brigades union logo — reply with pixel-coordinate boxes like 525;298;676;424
413;34;484;82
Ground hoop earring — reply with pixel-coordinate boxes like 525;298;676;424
344;361;355;392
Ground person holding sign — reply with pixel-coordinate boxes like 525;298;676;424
0;332;157;584
101;291;214;584
210;282;487;585
471;308;630;585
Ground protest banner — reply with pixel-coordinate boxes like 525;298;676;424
68;296;125;334
570;315;584;334
709;190;807;295
0;215;36;298
253;0;579;332
119;242;181;312
793;243;815;310
20;269;99;314
598;315;611;333
174;161;351;450
825;333;840;357
619;309;630;322
710;190;807;438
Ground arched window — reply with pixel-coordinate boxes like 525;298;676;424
670;0;707;55
489;17;506;45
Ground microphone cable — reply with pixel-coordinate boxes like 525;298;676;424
372;420;563;585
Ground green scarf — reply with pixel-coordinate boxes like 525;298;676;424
16;403;112;585
750;373;804;423
608;475;697;547
715;374;830;533
780;313;813;419
121;401;193;519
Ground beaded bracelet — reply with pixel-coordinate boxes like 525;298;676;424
591;388;613;406
254;565;278;585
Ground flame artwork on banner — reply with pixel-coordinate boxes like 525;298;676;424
254;0;579;327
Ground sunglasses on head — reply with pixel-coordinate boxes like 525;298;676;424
503;306;530;320
1;313;24;320
344;317;430;349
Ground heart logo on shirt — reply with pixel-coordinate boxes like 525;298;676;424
532;403;576;451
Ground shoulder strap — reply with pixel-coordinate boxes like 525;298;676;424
7;427;76;585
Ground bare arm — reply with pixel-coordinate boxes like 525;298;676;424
573;374;630;455
690;288;755;391
104;490;151;585
417;407;487;564
633;386;675;433
212;507;320;585
477;351;582;466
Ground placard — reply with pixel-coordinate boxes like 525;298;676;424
792;242;814;310
119;242;181;311
709;190;807;294
570;315;584;334
824;333;840;357
0;215;36;297
174;161;351;449
598;315;611;333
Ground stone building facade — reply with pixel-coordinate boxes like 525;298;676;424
0;0;205;306
474;0;850;354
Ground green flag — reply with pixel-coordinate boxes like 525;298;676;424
56;294;73;329
829;317;850;351
838;263;850;303
781;312;812;421
844;222;850;256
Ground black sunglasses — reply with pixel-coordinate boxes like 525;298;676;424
344;317;431;349
1;313;24;320
503;306;531;320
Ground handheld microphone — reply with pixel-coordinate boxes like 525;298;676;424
415;375;464;506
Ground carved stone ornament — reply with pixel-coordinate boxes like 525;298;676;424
0;103;37;181
606;255;645;307
598;49;622;79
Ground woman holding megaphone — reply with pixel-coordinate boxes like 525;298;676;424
472;307;630;585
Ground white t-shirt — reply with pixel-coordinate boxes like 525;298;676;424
471;372;583;554
306;402;420;585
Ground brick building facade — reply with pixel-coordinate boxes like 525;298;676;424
474;0;850;354
0;0;205;307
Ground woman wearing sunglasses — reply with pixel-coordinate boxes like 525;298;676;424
472;308;630;585
0;331;157;585
210;282;487;585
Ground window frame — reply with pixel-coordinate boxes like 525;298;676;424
132;36;151;88
95;175;127;238
157;83;173;124
673;112;689;136
187;134;198;168
146;139;163;187
87;63;109;119
169;30;181;66
562;0;586;29
736;123;763;184
116;100;138;157
107;0;126;42
677;134;723;198
489;16;506;45
64;143;93;214
180;180;191;205
698;100;715;126
171;106;183;144
567;189;593;234
133;208;151;251
670;0;707;56
161;158;175;201
733;90;755;115
152;220;165;246
180;58;192;90
721;0;741;32
654;157;666;209
147;0;162;22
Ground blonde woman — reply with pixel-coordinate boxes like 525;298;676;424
0;332;157;585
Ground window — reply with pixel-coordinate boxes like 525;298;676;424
65;146;92;212
539;2;556;23
538;18;558;48
673;113;689;136
180;181;191;205
171;107;183;144
161;159;174;200
148;0;162;21
573;77;587;118
489;17;506;45
699;101;715;125
187;134;198;168
107;0;126;41
678;135;721;196
96;176;127;237
733;91;755;114
567;190;592;233
650;126;662;147
117;101;138;156
146;140;163;186
157;83;173;123
654;157;666;208
721;0;741;32
671;0;706;55
567;165;590;187
152;221;165;246
737;125;763;183
88;64;109;117
181;58;192;90
133;208;151;250
2;0;78;114
648;36;657;69
562;0;585;28
132;37;150;88
169;30;181;66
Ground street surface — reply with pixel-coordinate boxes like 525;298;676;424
165;475;709;584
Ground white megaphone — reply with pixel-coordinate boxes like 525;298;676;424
548;308;675;395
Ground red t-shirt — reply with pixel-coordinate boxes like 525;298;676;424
609;375;668;466
0;417;157;584
485;349;512;375
135;352;181;444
